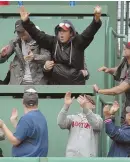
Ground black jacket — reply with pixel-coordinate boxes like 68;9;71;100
22;18;102;85
0;70;10;85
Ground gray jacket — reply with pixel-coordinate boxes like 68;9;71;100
0;37;51;85
57;107;103;157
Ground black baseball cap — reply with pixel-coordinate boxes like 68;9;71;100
14;20;25;33
23;86;38;107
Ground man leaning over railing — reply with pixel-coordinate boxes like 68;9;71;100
94;42;130;124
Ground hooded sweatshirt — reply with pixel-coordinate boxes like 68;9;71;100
22;18;102;85
57;106;103;157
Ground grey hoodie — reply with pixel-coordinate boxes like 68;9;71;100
57;106;103;157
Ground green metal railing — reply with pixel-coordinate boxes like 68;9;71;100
108;27;128;89
96;94;113;157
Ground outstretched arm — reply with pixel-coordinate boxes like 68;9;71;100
0;40;14;63
57;105;73;129
93;74;130;95
20;6;54;50
84;108;103;131
57;92;75;129
77;6;102;49
99;81;130;95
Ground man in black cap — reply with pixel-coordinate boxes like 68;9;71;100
103;101;130;157
94;42;130;124
0;20;51;85
0;86;48;157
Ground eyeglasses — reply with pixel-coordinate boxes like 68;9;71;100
59;23;70;28
81;94;95;105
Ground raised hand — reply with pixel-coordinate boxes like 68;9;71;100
0;45;11;57
94;5;102;22
109;101;119;115
10;108;18;121
93;84;100;93
64;92;75;106
19;6;30;22
77;95;95;109
103;105;111;119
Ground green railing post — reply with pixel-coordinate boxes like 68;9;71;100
95;94;114;157
108;27;128;89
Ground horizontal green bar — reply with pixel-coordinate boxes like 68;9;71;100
0;85;94;94
0;5;108;15
0;157;130;162
0;158;39;162
40;157;130;162
99;95;115;104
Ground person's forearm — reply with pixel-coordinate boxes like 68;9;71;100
98;86;122;95
57;104;71;129
98;88;117;95
109;67;117;75
2;124;16;145
11;120;18;128
83;108;103;130
98;81;129;95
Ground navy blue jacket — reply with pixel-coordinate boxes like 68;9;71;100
105;120;130;157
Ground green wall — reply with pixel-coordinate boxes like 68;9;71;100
9;1;117;30
0;157;130;162
0;85;115;157
0;97;91;157
0;1;118;158
0;17;107;88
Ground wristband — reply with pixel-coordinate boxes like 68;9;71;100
104;119;112;123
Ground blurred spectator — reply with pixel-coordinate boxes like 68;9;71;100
94;42;130;124
0;20;51;85
57;92;103;157
19;6;102;85
0;86;48;157
103;101;130;157
0;1;9;5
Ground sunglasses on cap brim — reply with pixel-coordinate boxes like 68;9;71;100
59;23;71;28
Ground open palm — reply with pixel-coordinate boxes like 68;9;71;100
110;101;119;115
64;92;75;106
94;5;102;22
19;6;30;22
10;108;18;121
